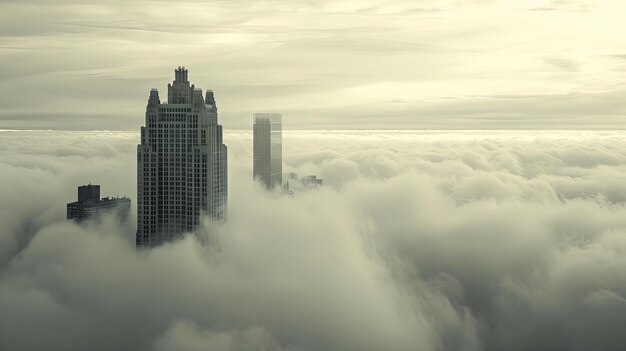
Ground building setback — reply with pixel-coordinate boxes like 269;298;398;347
67;184;130;222
253;113;282;189
136;67;228;247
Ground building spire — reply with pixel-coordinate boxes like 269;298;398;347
169;66;192;104
174;66;188;83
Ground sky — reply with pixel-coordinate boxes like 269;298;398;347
2;129;626;350
1;0;626;130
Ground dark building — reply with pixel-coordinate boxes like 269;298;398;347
78;184;100;203
136;67;228;247
67;184;131;223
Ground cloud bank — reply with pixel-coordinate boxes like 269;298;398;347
1;130;626;350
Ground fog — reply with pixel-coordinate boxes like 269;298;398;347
1;130;626;350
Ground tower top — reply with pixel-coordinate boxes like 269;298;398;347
174;66;188;83
168;67;192;104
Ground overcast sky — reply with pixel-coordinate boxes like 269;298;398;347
1;0;626;130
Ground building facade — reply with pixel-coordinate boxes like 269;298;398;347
136;67;228;247
253;113;282;189
67;184;130;222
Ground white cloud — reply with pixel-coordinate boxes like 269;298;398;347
1;130;626;350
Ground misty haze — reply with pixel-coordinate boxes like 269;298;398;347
2;1;626;351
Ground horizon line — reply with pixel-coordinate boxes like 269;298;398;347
3;128;626;133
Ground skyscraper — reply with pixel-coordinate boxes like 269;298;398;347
67;184;130;223
136;67;227;247
253;113;282;189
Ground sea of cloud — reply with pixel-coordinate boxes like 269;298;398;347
1;129;626;351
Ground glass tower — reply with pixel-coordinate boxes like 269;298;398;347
253;113;282;190
136;67;227;247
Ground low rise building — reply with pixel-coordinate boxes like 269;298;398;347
67;184;130;223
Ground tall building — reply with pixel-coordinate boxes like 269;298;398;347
67;184;130;222
253;113;282;189
136;67;228;247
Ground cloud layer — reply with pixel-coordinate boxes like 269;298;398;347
1;1;626;129
1;130;626;350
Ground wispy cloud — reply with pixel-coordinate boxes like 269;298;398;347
0;0;624;129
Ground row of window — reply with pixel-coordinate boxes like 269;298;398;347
157;107;192;113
